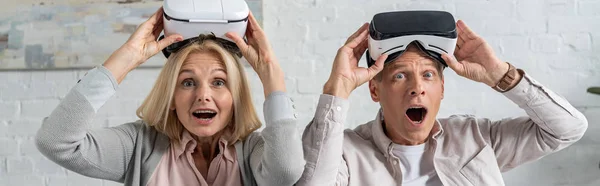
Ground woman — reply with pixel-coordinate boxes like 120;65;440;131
35;7;304;186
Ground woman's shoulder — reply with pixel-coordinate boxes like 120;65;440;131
113;120;170;145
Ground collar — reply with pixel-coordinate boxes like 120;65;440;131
371;108;445;157
174;129;235;162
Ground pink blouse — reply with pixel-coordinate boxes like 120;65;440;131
146;130;242;186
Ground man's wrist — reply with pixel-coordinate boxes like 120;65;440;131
323;80;350;99
491;62;523;92
487;61;510;87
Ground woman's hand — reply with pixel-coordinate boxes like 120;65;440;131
103;7;183;84
226;12;285;98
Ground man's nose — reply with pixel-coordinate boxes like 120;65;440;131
409;79;426;96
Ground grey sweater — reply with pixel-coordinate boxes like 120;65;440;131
35;66;305;186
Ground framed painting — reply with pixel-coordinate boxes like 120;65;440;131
0;0;262;71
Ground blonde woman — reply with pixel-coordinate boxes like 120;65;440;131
35;7;304;186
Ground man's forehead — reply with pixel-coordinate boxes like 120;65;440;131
387;55;437;68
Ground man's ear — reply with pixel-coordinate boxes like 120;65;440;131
441;78;445;100
369;79;380;102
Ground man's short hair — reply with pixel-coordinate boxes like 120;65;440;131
373;43;445;81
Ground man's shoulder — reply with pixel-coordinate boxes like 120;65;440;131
439;114;492;126
343;120;376;140
341;121;383;156
437;114;495;137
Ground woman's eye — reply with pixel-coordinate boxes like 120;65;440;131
395;73;405;79
182;79;195;87
424;72;434;78
213;79;226;87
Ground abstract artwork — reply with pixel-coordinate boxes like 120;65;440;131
0;0;263;70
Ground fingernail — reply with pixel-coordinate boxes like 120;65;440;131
176;37;183;42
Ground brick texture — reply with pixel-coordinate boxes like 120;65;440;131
1;0;599;185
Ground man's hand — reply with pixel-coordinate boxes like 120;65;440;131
323;23;388;99
441;20;512;87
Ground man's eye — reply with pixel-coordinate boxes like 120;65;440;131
424;72;433;78
395;73;405;79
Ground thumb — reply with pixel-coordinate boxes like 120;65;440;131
442;53;463;74
366;54;388;80
157;34;183;51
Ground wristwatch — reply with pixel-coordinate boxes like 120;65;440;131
492;62;521;92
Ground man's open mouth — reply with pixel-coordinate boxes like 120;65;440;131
192;109;217;120
406;106;427;124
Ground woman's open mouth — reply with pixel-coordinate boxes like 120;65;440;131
192;109;217;124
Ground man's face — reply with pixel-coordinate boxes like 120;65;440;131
369;45;444;145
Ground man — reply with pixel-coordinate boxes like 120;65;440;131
297;21;588;185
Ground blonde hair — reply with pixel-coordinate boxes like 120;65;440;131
136;40;261;143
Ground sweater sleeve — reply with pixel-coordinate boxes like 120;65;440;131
35;66;142;182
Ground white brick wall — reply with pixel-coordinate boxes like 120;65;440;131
1;0;599;185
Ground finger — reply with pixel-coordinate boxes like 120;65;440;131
456;25;465;47
143;7;162;26
138;8;164;39
345;27;369;49
366;54;388;80
442;53;463;74
345;23;369;45
152;15;165;38
226;32;250;53
157;34;184;51
453;46;461;59
457;20;478;40
456;24;470;45
247;11;262;32
353;37;369;57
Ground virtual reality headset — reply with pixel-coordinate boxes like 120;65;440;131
366;10;457;68
159;0;249;58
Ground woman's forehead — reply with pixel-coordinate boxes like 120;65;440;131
183;51;222;63
181;52;226;69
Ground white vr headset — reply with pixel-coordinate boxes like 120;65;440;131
159;0;249;58
366;10;457;68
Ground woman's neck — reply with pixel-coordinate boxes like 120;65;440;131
193;130;224;160
191;130;225;178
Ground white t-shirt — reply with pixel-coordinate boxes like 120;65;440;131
392;142;443;186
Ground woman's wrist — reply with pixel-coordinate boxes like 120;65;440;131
102;47;140;84
258;64;286;97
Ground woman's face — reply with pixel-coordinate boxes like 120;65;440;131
172;51;234;138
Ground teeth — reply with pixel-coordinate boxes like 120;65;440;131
193;110;216;114
409;106;423;109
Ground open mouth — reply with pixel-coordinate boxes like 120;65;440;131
406;106;427;124
192;109;217;120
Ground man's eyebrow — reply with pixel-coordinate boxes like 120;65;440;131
387;63;409;70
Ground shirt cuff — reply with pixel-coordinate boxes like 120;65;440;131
263;91;296;124
74;66;119;112
314;94;350;127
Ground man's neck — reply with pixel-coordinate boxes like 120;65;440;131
382;119;429;146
